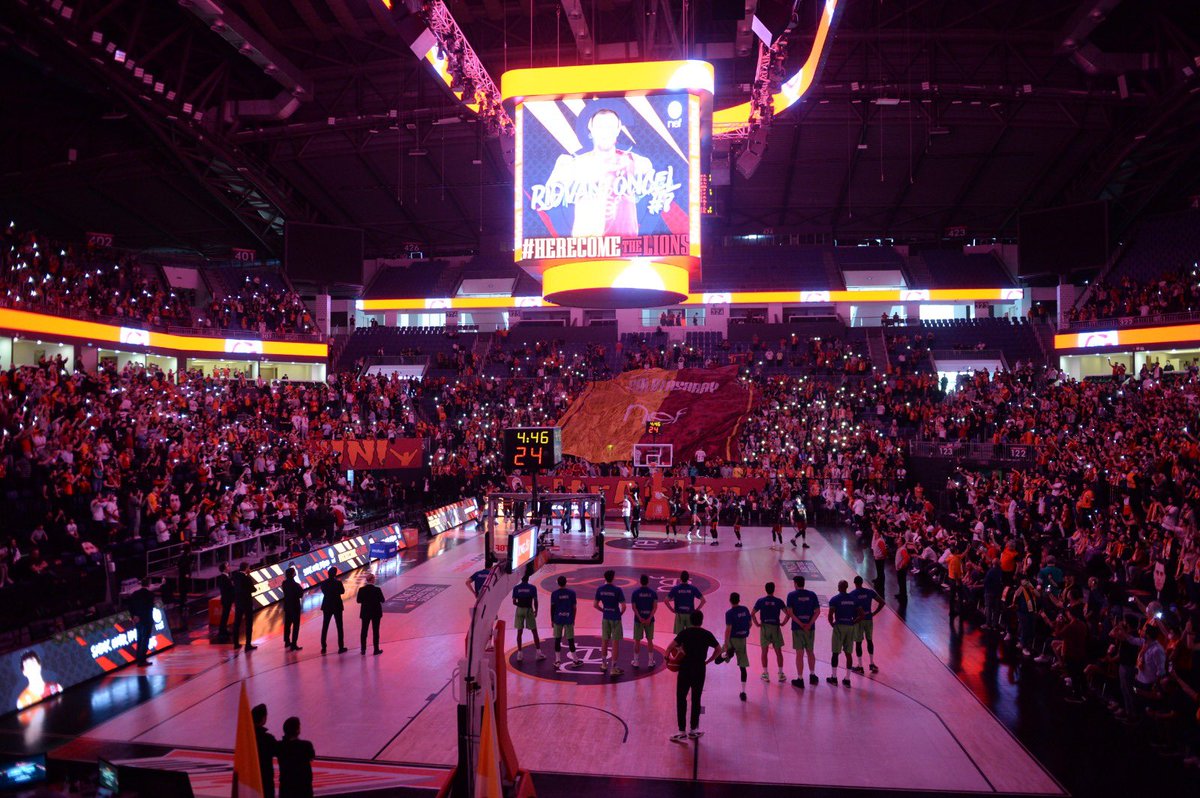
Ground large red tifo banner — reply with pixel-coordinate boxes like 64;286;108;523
557;366;755;464
313;439;425;470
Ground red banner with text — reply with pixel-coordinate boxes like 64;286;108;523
314;439;425;470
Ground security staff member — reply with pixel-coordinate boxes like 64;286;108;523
231;561;257;651
357;572;385;655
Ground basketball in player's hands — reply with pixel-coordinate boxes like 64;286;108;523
666;647;686;672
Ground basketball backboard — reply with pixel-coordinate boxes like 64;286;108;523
633;443;673;469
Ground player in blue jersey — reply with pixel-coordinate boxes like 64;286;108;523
785;575;821;688
826;579;862;687
467;566;491;597
549;575;581;669
848;575;885;673
630;574;658;669
593;569;626;676
512;570;545;662
666;571;706;634
752;582;788;683
722;592;753;701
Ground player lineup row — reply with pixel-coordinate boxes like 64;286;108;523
471;566;886;692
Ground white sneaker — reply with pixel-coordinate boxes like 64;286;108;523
554;657;562;667
778;672;787;683
516;650;523;662
670;732;688;743
536;650;546;661
760;672;770;682
601;659;610;671
632;658;640;668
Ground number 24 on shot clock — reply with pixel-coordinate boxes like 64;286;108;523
502;427;562;472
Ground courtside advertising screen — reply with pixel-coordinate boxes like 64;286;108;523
0;605;174;716
503;61;713;308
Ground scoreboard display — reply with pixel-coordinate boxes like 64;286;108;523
503;427;562;472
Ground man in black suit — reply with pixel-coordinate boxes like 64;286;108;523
127;578;157;667
231;561;257;651
281;567;303;651
356;572;385;655
318;566;346;654
277;716;315;798
216;562;234;642
252;703;277;798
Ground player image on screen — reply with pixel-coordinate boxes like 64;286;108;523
14;652;61;711
544;108;654;237
521;94;692;255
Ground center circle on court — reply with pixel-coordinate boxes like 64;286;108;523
539;565;719;600
508;635;666;685
606;537;688;552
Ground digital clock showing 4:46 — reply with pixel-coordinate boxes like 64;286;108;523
502;427;563;472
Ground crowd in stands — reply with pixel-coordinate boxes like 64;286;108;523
883;329;935;373
2;224;317;337
843;364;1200;767
1069;268;1200;323
1;225;191;327
617;333;871;375
197;273;316;336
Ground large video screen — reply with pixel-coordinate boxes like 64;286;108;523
516;93;700;265
248;523;418;607
425;498;479;536
1;605;174;716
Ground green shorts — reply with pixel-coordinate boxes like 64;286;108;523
601;619;623;641
855;618;874;643
634;619;654;641
831;624;854;654
673;613;692;634
553;623;575;639
728;636;749;667
760;624;784;649
514;607;537;630
791;627;815;652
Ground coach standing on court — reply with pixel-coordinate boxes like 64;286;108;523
231;562;256;652
319;566;347;654
357;572;385;655
666;610;720;742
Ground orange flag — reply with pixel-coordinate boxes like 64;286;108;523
474;685;503;798
232;682;264;798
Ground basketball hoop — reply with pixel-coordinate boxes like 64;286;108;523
633;443;673;469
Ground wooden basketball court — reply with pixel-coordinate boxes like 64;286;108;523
62;523;1063;795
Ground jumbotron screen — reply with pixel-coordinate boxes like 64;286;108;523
503;61;712;308
516;93;698;263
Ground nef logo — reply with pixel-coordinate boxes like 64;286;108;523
666;100;683;129
224;339;264;355
509;635;666;684
1079;331;1118;348
119;327;150;347
607;538;688;552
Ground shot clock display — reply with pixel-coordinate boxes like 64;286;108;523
503;427;563;472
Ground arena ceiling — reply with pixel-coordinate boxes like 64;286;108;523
1;0;1199;263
